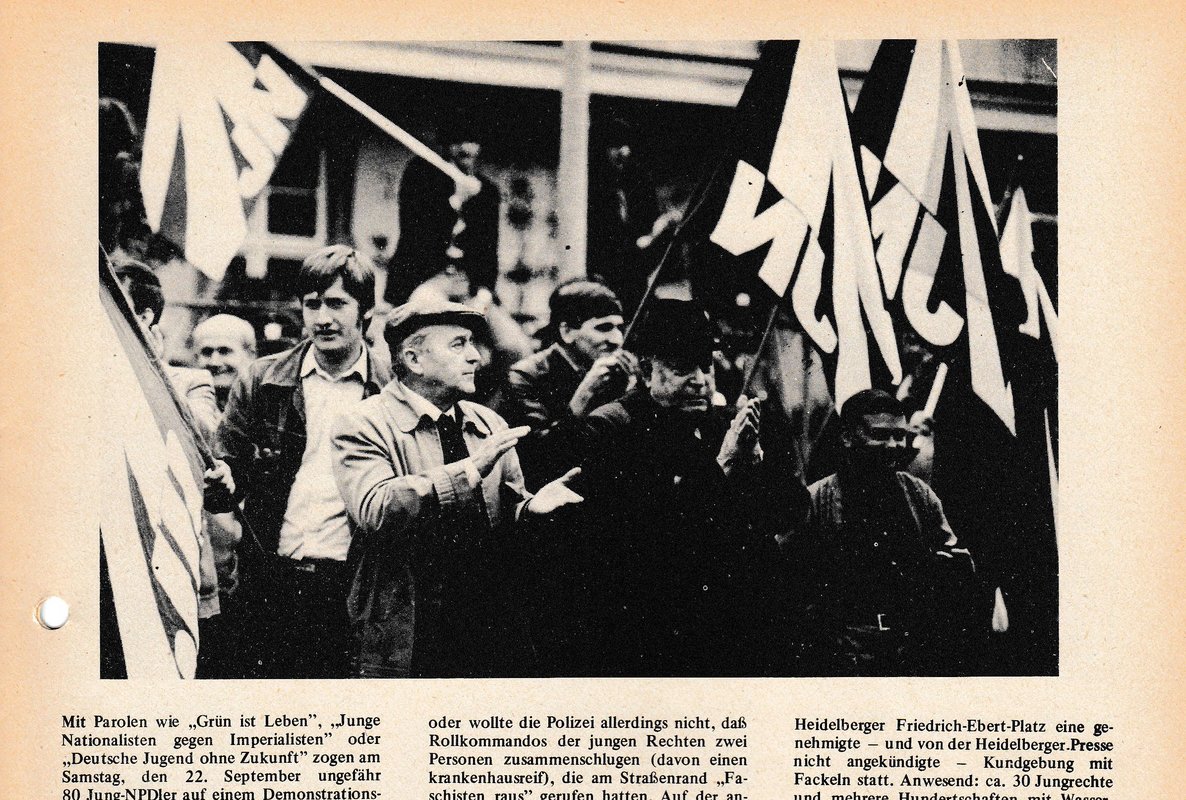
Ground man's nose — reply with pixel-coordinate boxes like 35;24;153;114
606;328;624;348
688;367;708;386
464;343;481;363
315;306;333;325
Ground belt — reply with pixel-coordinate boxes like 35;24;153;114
278;556;348;575
843;612;903;633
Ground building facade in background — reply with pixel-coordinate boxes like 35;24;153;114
99;40;1056;365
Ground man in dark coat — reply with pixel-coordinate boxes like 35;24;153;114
548;299;794;676
781;389;987;676
586;117;665;316
498;279;638;490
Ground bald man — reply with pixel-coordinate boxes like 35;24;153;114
193;314;258;411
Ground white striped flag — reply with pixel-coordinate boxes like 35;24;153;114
99;253;208;678
140;43;316;280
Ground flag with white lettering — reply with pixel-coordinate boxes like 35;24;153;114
677;40;902;411
851;40;1058;672
140;42;315;280
99;253;207;679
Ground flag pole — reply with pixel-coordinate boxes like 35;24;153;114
265;44;480;196
738;304;781;398
994;153;1025;232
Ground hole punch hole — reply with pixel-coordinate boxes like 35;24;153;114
37;596;70;630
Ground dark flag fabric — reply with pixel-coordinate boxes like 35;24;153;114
1000;185;1059;521
851;40;1059;672
677;40;902;411
140;43;316;280
99;255;207;678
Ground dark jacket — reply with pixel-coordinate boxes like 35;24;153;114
497;343;602;490
212;340;392;556
785;470;985;676
554;389;787;676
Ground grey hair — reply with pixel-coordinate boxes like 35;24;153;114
391;331;427;379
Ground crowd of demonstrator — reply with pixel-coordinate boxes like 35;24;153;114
113;241;989;680
101;92;987;678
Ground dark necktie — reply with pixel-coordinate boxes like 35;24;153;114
435;408;490;530
436;408;470;465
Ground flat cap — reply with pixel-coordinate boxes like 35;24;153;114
383;299;486;351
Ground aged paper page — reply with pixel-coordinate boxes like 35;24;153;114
2;2;1184;799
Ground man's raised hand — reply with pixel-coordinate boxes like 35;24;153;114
471;425;531;477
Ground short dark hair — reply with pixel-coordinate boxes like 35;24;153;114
295;245;376;319
550;279;623;330
840;389;906;433
114;257;164;327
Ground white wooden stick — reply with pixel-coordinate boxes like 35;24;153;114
922;362;949;418
318;76;481;196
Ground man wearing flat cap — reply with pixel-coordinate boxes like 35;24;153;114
559;298;788;676
331;299;583;678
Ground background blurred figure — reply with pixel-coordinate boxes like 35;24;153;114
587;116;670;316
99;97;151;258
192;314;258;412
383;120;502;307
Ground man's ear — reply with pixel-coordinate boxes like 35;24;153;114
400;346;422;377
558;321;575;345
639;358;655;387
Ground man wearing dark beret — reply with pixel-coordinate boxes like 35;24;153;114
498;278;639;490
331;299;583;677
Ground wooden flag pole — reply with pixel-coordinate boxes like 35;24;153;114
317;76;481;197
267;44;480;196
738;304;781;398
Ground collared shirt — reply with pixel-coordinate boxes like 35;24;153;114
278;347;369;561
400;383;482;486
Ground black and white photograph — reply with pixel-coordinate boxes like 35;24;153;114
96;39;1059;680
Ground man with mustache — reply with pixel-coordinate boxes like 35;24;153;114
783;388;985;676
207;245;392;678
